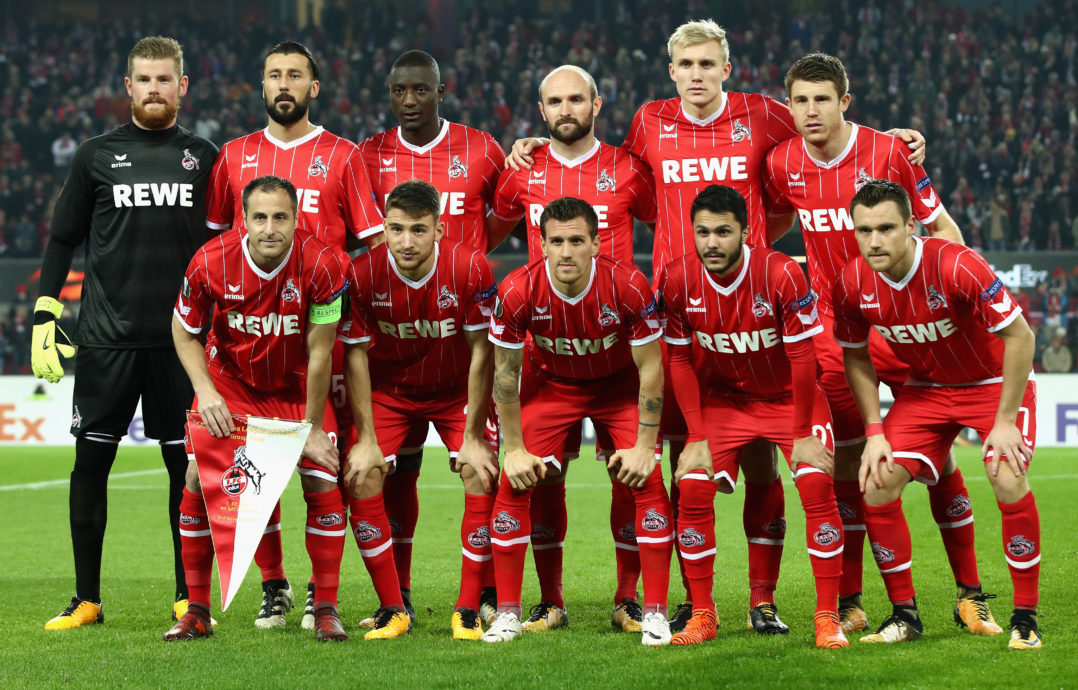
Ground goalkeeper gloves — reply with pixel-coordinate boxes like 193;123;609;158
31;296;76;383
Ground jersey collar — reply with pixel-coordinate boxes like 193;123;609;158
262;125;324;150
395;119;450;155
679;91;728;127
548;139;600;169
388;243;440;288
703;244;750;296
880;235;923;290
803;123;859;169
545;257;596;305
241;233;294;280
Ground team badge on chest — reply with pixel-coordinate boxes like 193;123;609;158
752;292;773;317
596;168;615;192
438;286;459;309
448;155;468;179
308;155;329;179
731;119;751;142
181;148;200;171
281;278;301;303
599;303;620;327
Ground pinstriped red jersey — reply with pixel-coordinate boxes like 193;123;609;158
624;94;797;277
489;255;661;381
764;124;945;313
175;229;349;392
832;236;1022;386
359;121;505;251
338;242;496;396
660;245;821;398
490;141;656;264
205;126;384;247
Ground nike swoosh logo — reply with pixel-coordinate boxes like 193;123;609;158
42;333;52;350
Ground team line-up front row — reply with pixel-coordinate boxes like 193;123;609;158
163;174;1041;650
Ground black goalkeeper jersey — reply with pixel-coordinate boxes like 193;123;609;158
51;122;219;348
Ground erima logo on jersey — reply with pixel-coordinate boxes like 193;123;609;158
860;293;879;309
533;305;551;320
660;156;748;184
528;169;546;184
111;153;132;168
873;318;957;344
379;156;396;173
533;332;619;355
113;183;194;208
686;296;706;313
660;123;678;139
378;318;459;339
694;328;780;354
787;170;804;187
241;154;258;170
798;207;853;233
227;311;301;336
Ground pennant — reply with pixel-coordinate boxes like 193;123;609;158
186;412;311;611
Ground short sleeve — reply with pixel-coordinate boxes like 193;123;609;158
488;273;529;348
658;264;692;346
831;269;871;348
464;251;497;330
204;147;235;231
776;258;822;343
340;148;386;239
174;250;213;334
337;260;372;344
951;250;1022;333
622;268;662;346
491;168;526;221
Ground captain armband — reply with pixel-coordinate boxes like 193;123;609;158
308;296;342;324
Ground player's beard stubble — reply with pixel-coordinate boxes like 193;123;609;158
132;97;179;130
548;113;594;145
266;92;311;126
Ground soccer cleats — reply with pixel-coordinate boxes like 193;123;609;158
300;582;316;630
480;611;522;643
748;603;789;635
668;601;694;633
360;589;416;629
813;611;850;649
479;587;498;626
314;606;348;642
641;611;672;646
1007;610;1042;650
163;603;213;641
254;579;294;629
670;609;718;646
860;607;923;644
954;592;1003;636
452;608;484;640
363;608;412;640
173;597;217;627
838;593;869;633
521;601;568;632
45;598;103;630
611;598;644;632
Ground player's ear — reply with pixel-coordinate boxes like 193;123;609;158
721;61;732;81
668;62;676;82
593;96;602;116
178;75;189;99
840;92;851;112
435;220;445;241
124;76;133;97
310;80;320;99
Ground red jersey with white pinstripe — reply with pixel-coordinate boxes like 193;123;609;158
490;141;656;263
764;124;945;312
360;120;505;251
660;245;822;398
624;94;797;276
489;255;661;381
205;126;384;246
832;236;1022;386
174;228;348;392
337;242;496;396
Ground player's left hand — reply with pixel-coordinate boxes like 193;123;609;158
456;433;500;492
505;137;548;171
674;440;713;483
302;428;340;474
859;433;895;492
792;435;834;476
30;296;76;384
609;445;657;489
343;440;387;498
983;419;1032;478
886;128;926;166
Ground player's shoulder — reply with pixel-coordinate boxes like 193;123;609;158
601;254;647;283
359;127;393;151
349;242;386;276
447;120;499;145
173;125;219;154
221;128;266;151
635;98;678;119
503;258;543;290
197;227;240;263
765;134;799;163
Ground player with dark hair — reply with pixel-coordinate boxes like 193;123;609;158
339;179;499;640
482;196;673;646
165;174;349;641
661;185;847;648
833;180;1042;650
34;35;218;630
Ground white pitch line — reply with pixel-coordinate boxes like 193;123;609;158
0;469;166;491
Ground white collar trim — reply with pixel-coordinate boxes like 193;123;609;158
548;139;600;168
389;243;440;288
241;234;293;280
881;235;923;290
703;245;750;295
546;258;596;305
804;123;859;168
680;91;728;126
395;119;449;155
262;125;323;150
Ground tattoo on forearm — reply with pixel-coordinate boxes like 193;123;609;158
642;395;663;415
493;347;523;404
639;421;660;427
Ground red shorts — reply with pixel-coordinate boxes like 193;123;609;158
816;309;910;445
692;385;835;494
186;369;337;481
885;380;1038;485
521;371;639;471
371;387;469;471
520;353;616;462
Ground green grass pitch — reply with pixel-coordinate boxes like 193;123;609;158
1;445;1075;688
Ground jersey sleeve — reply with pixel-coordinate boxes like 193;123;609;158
658;264;692;346
465;251;498;331
831;268;871;348
762;97;798;145
309;245;349;304
776;258;822;343
626;153;658;223
622;268;663;346
340;147;386;240
491;168;526;221
950;249;1022;333
488;273;529;349
49;140;97;245
174;249;213;334
337;260;373;344
623;103;649;159
205;146;235;231
480;134;507;206
762;146;794;215
889;142;944;225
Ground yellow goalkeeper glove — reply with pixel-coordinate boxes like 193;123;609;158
31;296;76;384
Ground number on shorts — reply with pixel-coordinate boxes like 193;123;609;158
812;422;833;447
331;374;346;407
1016;406;1030;437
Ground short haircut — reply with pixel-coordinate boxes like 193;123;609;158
539;197;599;238
242;175;298;217
538;65;598;100
390;50;440;82
128;36;183;79
667;19;730;63
785;52;849;98
850;180;912;223
264;41;319;80
385;179;442;220
690;185;748;229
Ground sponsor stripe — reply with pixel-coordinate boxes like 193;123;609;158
461;549;493;562
613;542;640;551
679;547;717;561
936;515;974;529
879;560;912;574
1005;554;1041;570
263;523;282;535
391;538;415;544
490;535;531;547
179;528;212;537
748;537;784;546
807;546;844;559
636;535;673;544
359;539;393;558
532;541;565;551
305;526;346;537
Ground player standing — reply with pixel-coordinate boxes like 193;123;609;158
833;180;1042;650
661;185;847;649
481;197;673;646
34;36;218;630
764;53;994;634
204;41;384;629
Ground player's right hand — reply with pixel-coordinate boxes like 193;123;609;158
196;389;234;438
344;441;387;498
503;447;546;491
674;440;714;483
859;433;894;492
505;137;547;171
302;428;340;474
30;296;76;384
792;435;834;476
456;433;499;492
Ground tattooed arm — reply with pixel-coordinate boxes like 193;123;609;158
494;344;545;491
608;338;663;488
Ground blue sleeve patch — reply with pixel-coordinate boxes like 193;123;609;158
980;277;1004;302
639;299;657;318
792;293;815;311
474;283;498;303
328;279;350;302
915;175;932;192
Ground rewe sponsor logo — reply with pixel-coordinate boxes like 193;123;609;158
533;333;619;355
227;311;302;336
112;183;195;208
797;207;853;233
873;318;956;344
660;156;749;183
377;318;459;339
694;327;780;354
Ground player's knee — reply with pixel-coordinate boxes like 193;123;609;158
985;463;1029;503
300;474;337;494
184;460;201;491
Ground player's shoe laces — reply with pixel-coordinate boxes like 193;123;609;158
1007;610;1042;650
521;601;569;632
670;608;718;646
314;606;348;642
479;587;498;626
163;603;213;641
611;598;644;632
363;607;412;640
45;597;103;630
860;607;923;643
668;601;694;633
452;607;484;641
748;603;790;635
174;597;217;627
254;579;294;629
813;611;850;649
360;589;416;629
480;611;522;643
300;582;316;630
641;611;672;646
838;594;869;634
954;592;1003;636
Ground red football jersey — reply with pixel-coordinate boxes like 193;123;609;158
205;126;384;247
337;242;496;396
489;255;661;381
660;245;821;398
832;236;1023;386
175;229;348;392
764;124;945;312
490;141;657;264
624;94;797;277
360;121;504;251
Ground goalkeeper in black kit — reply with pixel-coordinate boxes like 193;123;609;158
32;36;218;630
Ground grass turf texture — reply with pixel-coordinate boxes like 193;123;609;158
1;445;1075;688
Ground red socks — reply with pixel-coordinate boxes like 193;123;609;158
610;480;641;602
490;473;532;613
795;470;843;614
633;468;673;612
744;478;785;608
530;481;567;608
178;488;213;607
383;470;420;591
457;492;495;610
999;490;1041;610
864;497;916;602
675;473;718;610
304;490;345;607
254;501;286;582
929;468;980;588
834;479;867;598
349;495;403;609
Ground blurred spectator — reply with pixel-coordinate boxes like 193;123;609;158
1042;326;1073;372
50;131;77;180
